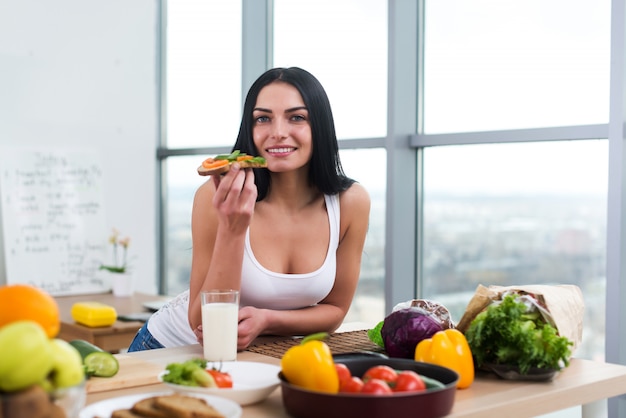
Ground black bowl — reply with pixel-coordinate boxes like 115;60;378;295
279;355;459;418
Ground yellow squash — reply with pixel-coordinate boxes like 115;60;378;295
415;328;474;389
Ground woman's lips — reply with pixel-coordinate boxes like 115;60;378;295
267;147;296;156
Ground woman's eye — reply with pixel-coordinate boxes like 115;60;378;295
255;115;270;123
291;114;306;122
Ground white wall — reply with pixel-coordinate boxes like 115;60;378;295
0;0;160;294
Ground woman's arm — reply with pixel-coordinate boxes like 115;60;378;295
188;164;257;330
236;182;371;348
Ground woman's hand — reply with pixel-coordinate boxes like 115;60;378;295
210;163;258;235
194;324;204;345
237;306;267;350
194;307;267;350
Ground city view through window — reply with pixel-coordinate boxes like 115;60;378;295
421;141;608;362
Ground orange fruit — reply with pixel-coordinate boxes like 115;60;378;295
0;284;60;338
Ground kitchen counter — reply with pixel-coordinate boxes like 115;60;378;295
84;328;626;417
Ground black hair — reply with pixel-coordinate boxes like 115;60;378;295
232;67;355;201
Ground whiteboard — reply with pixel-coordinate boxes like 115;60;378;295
0;148;109;295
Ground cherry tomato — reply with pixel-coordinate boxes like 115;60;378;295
207;369;233;388
394;370;426;392
362;365;398;385
340;376;364;393
361;378;393;395
335;363;352;387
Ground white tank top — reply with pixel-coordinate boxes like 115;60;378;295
240;193;339;310
148;193;340;347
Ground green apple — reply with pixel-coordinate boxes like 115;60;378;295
47;338;85;389
0;320;54;391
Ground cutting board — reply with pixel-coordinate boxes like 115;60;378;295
85;355;164;393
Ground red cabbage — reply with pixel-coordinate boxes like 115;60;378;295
381;307;444;358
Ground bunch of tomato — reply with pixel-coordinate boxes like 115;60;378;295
335;364;426;395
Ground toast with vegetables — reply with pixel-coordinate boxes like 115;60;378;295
197;150;267;176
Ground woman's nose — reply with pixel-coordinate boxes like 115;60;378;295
270;118;288;140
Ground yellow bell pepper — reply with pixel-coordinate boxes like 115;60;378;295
280;332;339;394
415;328;474;389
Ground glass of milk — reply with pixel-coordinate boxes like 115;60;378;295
201;289;240;362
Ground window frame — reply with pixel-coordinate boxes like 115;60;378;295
157;4;626;416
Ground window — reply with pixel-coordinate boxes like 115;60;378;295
164;156;207;296
161;1;614;368
424;0;611;133
166;0;242;148
274;0;388;139
419;0;611;363
422;140;608;361
339;149;387;324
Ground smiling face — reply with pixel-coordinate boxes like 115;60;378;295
252;81;313;174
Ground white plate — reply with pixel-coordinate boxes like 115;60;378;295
79;391;242;418
159;361;281;406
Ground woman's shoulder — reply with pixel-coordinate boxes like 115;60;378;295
336;183;370;242
191;180;219;227
338;182;371;214
193;178;216;202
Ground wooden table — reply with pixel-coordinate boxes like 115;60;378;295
55;292;170;352
84;332;626;418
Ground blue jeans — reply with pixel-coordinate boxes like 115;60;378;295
127;322;165;352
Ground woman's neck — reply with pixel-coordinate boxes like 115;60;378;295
264;171;322;212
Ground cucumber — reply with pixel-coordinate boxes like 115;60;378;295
419;374;446;390
83;352;119;377
69;339;105;360
69;339;119;377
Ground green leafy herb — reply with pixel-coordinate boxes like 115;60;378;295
248;156;267;164
161;358;216;387
214;150;266;165
465;293;573;374
367;320;385;348
215;150;242;161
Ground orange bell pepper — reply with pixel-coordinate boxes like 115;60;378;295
415;328;474;389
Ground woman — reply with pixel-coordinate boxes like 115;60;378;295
128;67;370;352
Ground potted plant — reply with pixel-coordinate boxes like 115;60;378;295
100;228;133;296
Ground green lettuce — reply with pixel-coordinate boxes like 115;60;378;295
367;320;385;348
465;293;572;374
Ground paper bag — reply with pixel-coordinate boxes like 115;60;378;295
456;284;584;353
